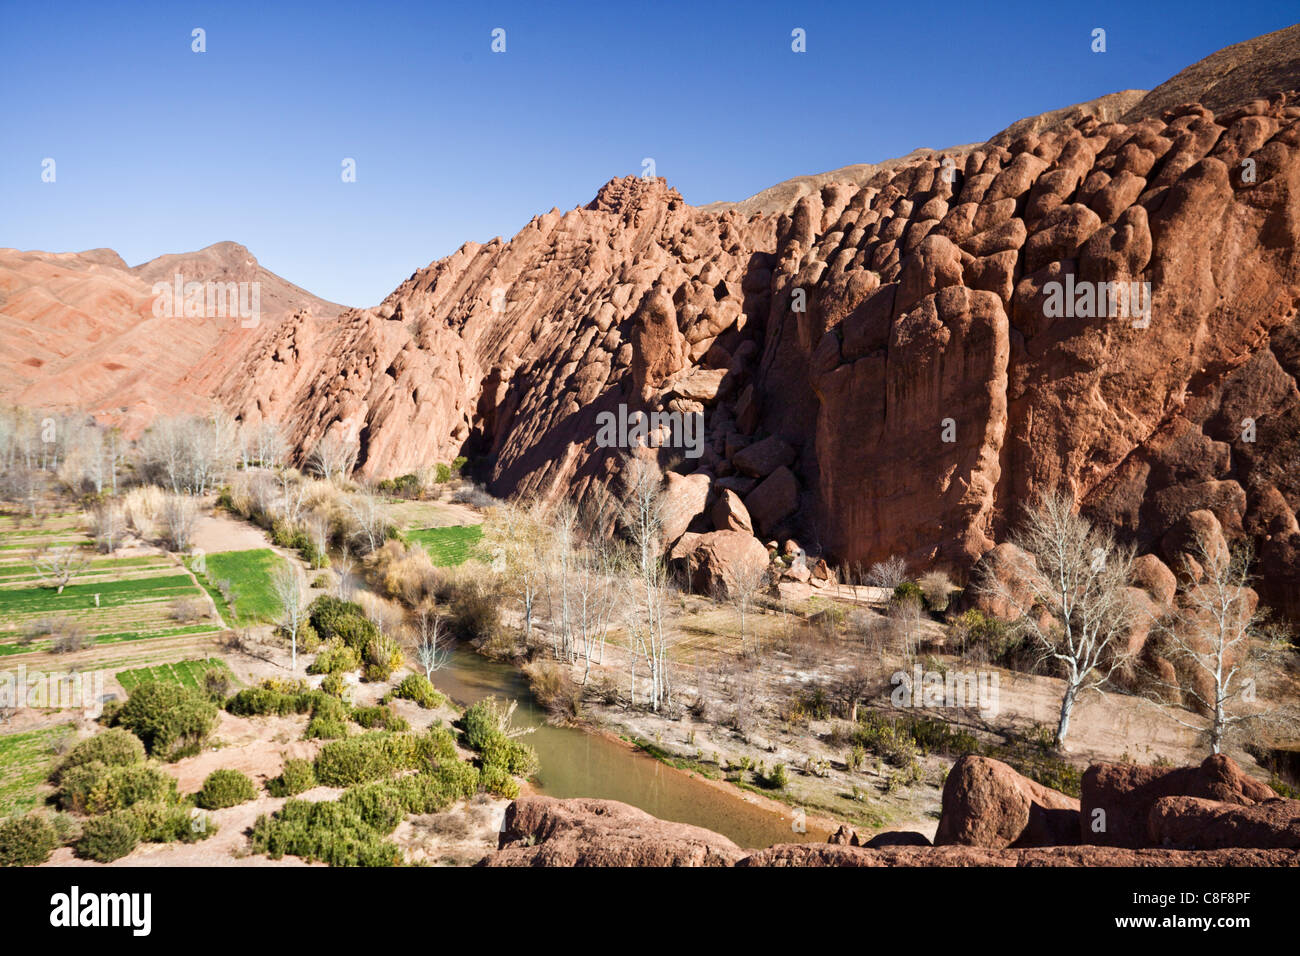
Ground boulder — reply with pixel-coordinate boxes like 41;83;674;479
969;543;1044;623
1131;554;1178;607
711;488;753;534
1148;796;1300;850
934;755;1080;849
743;466;800;536
1080;754;1276;847
660;471;711;546
731;434;796;478
670;530;771;599
482;796;744;867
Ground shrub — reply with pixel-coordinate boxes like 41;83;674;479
201;668;232;703
308;595;379;651
755;763;789;789
0;814;59;866
131;803;215;844
478;764;519;799
195;769;258;810
319;672;348;698
308;638;362;676
339;782;406;834
351;705;409;732
75;811;141;863
57;728;144;778
452;586;500;643
59;762;179;814
249;798;402;867
918;570;957;612
892;580;925;606
115;681;219;760
393;673;443;709
225;686;315;717
362;634;403;683
304;693;352;739
267;758;316;797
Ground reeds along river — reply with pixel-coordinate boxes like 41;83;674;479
430;645;829;849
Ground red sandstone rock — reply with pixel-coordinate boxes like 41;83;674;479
1080;754;1276;847
935;755;1080;848
669;530;771;599
1148;795;1300;849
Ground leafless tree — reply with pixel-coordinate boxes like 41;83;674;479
616;455;673;712
160;493;200;551
866;555;909;589
31;545;90;594
979;491;1135;748
88;501;126;554
1147;537;1285;755
726;550;770;653
270;562;305;673
335;547;357;601
344;492;388;555
309;432;358;482
414;607;451;678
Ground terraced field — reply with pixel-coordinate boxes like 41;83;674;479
0;722;75;814
116;657;236;693
405;525;484;567
191;548;287;625
0;513;223;658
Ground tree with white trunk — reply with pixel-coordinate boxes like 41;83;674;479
271;562;305;673
978;491;1135;748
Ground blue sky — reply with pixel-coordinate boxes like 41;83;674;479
1;1;1295;307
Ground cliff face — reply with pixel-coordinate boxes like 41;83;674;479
219;81;1300;615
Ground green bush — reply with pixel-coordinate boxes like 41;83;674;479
393;673;443;709
313;729;456;787
319;673;348;698
339;782;406;834
249;798;402;867
195;769;258;810
57;728;145;778
0;814;59;866
478;764;519;799
59;762;179;814
351;705;408;732
755;763;789;789
115;681;219;760
75;811;141;863
267;758;316;798
362;634;403;683
308;638;362;676
304;693;352;739
308;596;380;652
131;803;216;844
459;699;538;778
893;581;925;606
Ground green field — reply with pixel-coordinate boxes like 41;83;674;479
404;525;484;566
0;514;220;657
116;657;235;693
0;723;75;813
194;548;288;625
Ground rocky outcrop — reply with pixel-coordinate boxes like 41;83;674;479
1081;754;1277;847
1148;795;1300;849
668;530;771;598
934;755;1080;848
480;796;744;867
737;844;1299;867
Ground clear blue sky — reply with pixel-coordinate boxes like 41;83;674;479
1;1;1295;307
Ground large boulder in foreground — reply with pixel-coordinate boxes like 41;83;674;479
482;796;744;867
669;529;771;599
935;755;1079;848
1148;796;1300;850
1081;754;1276;847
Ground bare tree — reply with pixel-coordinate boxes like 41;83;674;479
414;607;451;678
160;494;200;552
726;550;771;652
1148;537;1282;755
616;456;673;712
978;491;1135;748
31;545;90;594
88;501;126;554
334;547;357;601
866;555;909;589
343;492;388;555
270;563;305;673
309;432;358;482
